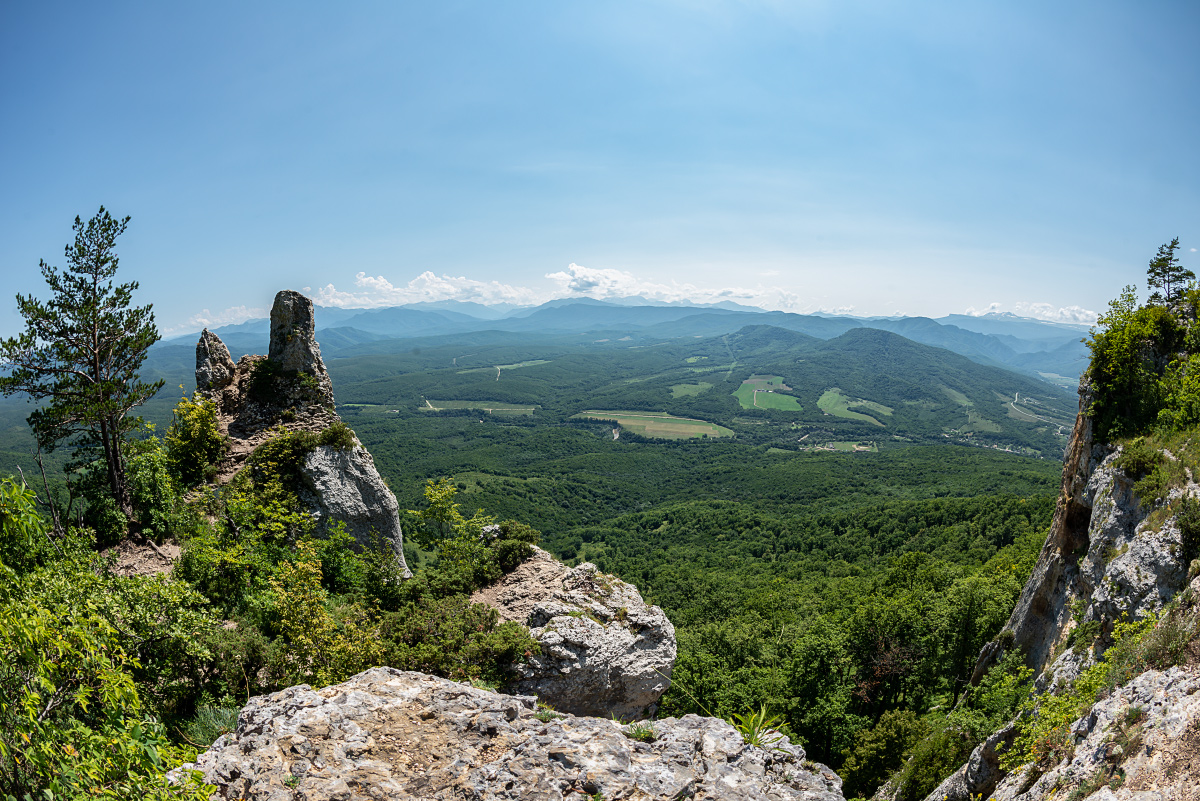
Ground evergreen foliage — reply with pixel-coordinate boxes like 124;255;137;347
0;208;163;521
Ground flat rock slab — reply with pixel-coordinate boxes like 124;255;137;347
180;667;844;801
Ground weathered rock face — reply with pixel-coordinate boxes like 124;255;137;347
971;382;1105;687
991;661;1200;801
925;379;1198;801
268;289;334;407
472;547;677;719
301;445;410;576
194;290;408;574
196;328;236;393
179;667;845;801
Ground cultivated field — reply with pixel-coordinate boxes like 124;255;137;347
574;410;734;439
817;388;893;426
456;359;550;375
733;375;803;411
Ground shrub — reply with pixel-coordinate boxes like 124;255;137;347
0;476;60;576
378;594;539;684
0;579;213;799
1086;290;1183;442
317;421;357;450
269;541;383;688
839;709;930;798
126;438;181;540
165;392;228;487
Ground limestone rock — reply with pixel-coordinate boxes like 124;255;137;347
178;667;845;801
268;289;334;407
301;444;411;577
471;549;676;719
192;291;409;573
990;664;1200;801
195;328;236;392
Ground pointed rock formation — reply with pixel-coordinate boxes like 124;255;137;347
268;289;334;408
195;328;236;393
194;290;409;576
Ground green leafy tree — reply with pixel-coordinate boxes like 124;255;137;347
0;208;163;521
1146;237;1193;306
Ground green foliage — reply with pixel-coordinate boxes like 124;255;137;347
247;356;280;402
839;710;930;799
317;421;357;450
730;705;787;750
1086;288;1183;441
1177;494;1200;566
125;435;182;540
894;724;975;801
166;391;228;486
180;705;239;749
1146;237;1192;306
269;542;383;687
0;477;61;577
623;720;657;742
378;594;539;684
0;207;164;521
1002;610;1197;772
0;551;214;800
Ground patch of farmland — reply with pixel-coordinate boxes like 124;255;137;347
573;410;734;440
817;388;893;426
733;375;803;411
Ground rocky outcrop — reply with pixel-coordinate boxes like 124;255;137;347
300;445;409;574
178;667;845;801
195;290;408;573
196;328;236;393
471;547;677;719
267;289;334;408
971;383;1104;687
924;378;1199;801
991;661;1200;801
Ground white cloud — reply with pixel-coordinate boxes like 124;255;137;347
964;302;1003;317
1012;302;1098;325
817;305;856;316
1191;248;1197;252
313;271;543;308
164;305;269;335
544;262;804;311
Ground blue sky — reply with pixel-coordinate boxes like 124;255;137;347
2;1;1197;337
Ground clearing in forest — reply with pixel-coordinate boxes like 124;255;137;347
671;382;714;398
733;375;803;411
456;359;550;375
422;400;537;416
573;410;734;440
817;388;893;426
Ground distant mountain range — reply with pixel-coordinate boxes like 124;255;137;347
157;298;1091;389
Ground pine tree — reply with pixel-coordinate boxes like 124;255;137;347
0;208;163;520
1146;237;1193;306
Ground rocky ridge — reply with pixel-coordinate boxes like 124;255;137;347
922;380;1200;801
196;289;409;574
178;667;845;801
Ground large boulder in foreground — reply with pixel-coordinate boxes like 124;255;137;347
472;547;677;719
179;667;845;801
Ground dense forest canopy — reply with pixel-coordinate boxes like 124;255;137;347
2;220;1193;800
